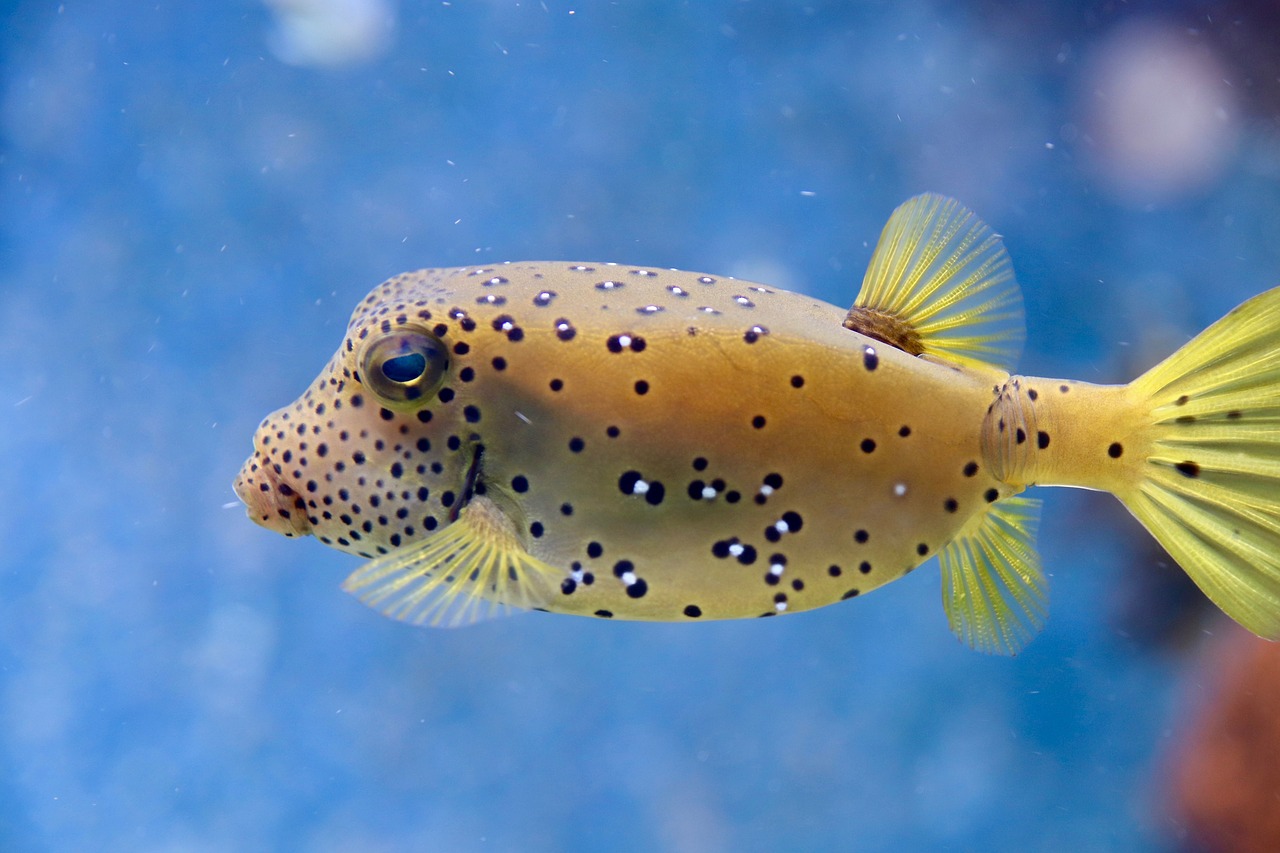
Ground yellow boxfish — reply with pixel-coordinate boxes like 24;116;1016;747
234;194;1280;654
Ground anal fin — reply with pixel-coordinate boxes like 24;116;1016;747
939;495;1046;655
341;496;563;627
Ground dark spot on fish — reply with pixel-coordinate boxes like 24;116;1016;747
635;380;650;395
963;461;979;477
898;425;911;437
917;543;929;556
752;415;766;429
791;375;805;388
594;610;613;618
512;475;529;493
1176;460;1201;478
693;456;708;471
860;438;876;453
854;529;869;544
683;605;702;618
569;437;585;453
944;498;958;513
863;347;879;371
842;589;860;600
1108;442;1124;459
1176;395;1190;406
1037;431;1050;449
1015;428;1026;445
549;378;564;392
984;488;999;503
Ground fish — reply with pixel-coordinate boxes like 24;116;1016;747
233;193;1280;654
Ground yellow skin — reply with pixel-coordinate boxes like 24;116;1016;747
235;195;1280;653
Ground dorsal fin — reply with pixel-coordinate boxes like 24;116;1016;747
340;496;563;627
844;193;1025;371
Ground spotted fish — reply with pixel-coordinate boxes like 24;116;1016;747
234;194;1280;654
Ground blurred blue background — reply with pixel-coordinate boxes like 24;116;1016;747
4;1;1280;850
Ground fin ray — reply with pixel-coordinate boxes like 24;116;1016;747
846;193;1025;371
939;495;1046;655
340;496;563;627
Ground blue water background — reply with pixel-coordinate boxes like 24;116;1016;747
4;2;1279;850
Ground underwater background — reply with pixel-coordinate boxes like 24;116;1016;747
4;1;1280;850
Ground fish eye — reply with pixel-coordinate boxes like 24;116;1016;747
360;328;450;406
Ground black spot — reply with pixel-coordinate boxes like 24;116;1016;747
390;462;404;479
607;425;620;438
781;510;803;532
530;521;544;538
635;380;650;395
459;366;475;383
438;388;455;404
790;375;805;388
1037;431;1050;449
606;335;625;353
859;561;872;574
791;579;804;592
828;565;842;577
352;451;366;465
854;529;869;544
561;578;577;595
379;407;395;421
1175;460;1201;478
1015;428;1026;445
416;438;431;452
1108;442;1124;459
631;337;646;352
963;461;979;477
1176;395;1190;406
417;410;433;424
560;502;574;516
626;579;648;598
587;541;603;559
863;347;879;371
512;475;529;493
764;527;781;543
464;405;481;423
644;482;665;505
752;415;766;429
618;470;642;495
944;498;958;513
549;378;564;392
452;342;470;355
898;425;911;437
1027;388;1038;401
984;488;999;503
447;435;461;451
1059;384;1070;393
688;480;707;500
712;539;733;558
764;472;783;489
842;589;860;600
683;605;702;618
736;545;757;565
613;559;634;578
917;543;929;556
1227;410;1242;420
556;321;577;341
1176;415;1196;424
594;610;613;618
693;456;708;471
860;438;876;454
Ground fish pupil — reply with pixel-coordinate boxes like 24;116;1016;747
382;352;427;383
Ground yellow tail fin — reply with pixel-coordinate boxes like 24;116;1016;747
1120;286;1280;638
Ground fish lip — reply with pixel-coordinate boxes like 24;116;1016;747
234;453;312;537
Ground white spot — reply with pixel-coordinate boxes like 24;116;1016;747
701;486;717;500
667;285;689;297
571;568;585;583
638;304;664;314
621;571;638;586
894;483;908;497
734;295;754;306
774;519;790;534
759;485;774;497
769;562;785;577
617;334;632;348
514;411;532;424
481;294;501;304
775;600;788;612
630;269;657;277
728;543;745;557
698;306;720;314
632;479;650;495
556;321;572;333
499;320;514;331
697;276;716;285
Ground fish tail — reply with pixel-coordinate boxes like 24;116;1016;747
1117;285;1280;638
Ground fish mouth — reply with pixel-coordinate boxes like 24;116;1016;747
233;453;313;538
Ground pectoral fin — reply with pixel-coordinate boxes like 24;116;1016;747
341;496;563;627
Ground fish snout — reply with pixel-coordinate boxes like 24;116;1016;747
233;451;312;538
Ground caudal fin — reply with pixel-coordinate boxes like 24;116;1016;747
1120;286;1280;638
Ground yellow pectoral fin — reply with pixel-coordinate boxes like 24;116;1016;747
938;495;1047;655
340;496;564;628
846;193;1025;372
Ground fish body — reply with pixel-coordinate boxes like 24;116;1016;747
235;195;1280;653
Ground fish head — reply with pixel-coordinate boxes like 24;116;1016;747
234;272;478;556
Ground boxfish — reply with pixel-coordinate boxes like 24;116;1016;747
234;194;1280;653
